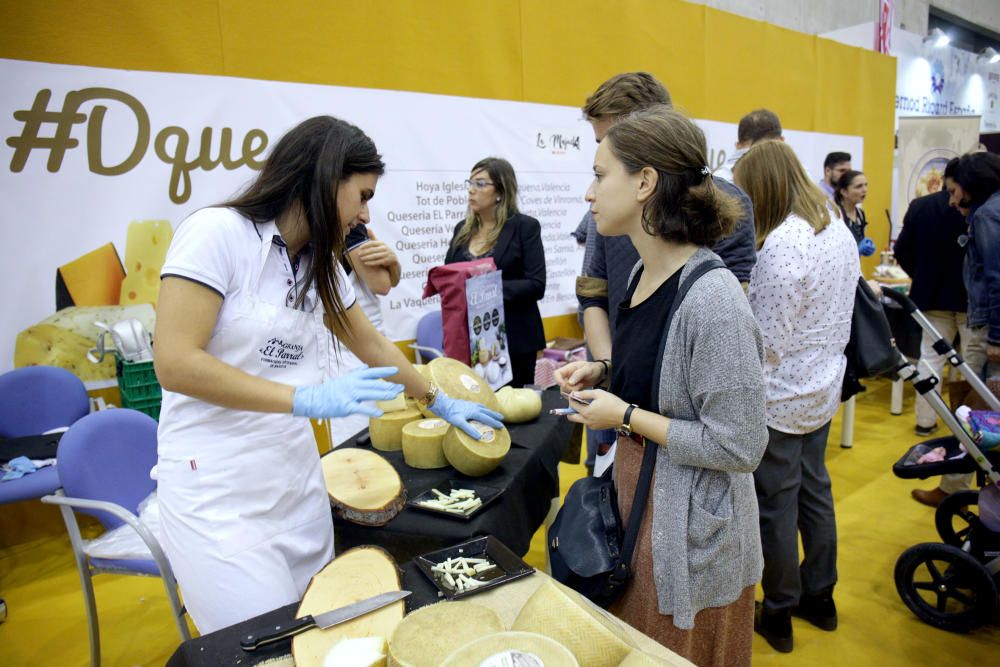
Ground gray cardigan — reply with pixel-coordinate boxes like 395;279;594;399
629;247;768;629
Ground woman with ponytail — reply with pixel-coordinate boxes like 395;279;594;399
555;106;767;666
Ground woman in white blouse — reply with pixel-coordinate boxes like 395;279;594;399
733;141;860;653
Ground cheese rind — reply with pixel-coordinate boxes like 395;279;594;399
401;419;449;469
441;631;579;667
369;408;422;451
495;387;543;423
618;649;669;666
387;601;504;667
422;357;502;418
442;422;511;477
512;580;634;667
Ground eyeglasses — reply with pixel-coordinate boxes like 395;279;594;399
464;178;495;190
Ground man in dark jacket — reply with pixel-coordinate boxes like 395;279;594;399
893;189;969;437
894;189;973;507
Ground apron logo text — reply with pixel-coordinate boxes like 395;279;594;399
259;337;304;369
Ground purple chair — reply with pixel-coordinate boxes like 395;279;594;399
0;366;90;505
42;409;189;667
409;310;444;363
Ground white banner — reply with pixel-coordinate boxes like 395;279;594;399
895;115;981;238
0;59;863;375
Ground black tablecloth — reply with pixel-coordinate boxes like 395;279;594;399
166;563;445;667
167;389;576;666
334;389;575;562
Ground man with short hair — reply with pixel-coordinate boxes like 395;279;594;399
820;152;851;198
715;108;783;182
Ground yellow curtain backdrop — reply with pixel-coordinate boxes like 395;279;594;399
0;0;897;336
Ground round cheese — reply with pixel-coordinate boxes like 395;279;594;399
377;392;408;413
441;632;578;667
442;422;511;477
423;357;502;418
401;419;450;469
511;580;634;667
369;408;422;451
495;387;543;423
387;601;504;667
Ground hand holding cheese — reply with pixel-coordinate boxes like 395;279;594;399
293;366;404;419
428;391;504;440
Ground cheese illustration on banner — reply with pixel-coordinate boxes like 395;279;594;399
119;219;174;307
56;243;125;308
14;324;116;381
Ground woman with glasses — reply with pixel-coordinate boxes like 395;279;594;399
445;157;546;387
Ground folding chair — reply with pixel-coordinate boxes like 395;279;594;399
42;409;190;667
409;310;444;363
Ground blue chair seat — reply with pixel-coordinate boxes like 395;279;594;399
0;466;60;504
90;556;161;577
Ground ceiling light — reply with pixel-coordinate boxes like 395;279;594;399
980;47;1000;64
924;28;950;48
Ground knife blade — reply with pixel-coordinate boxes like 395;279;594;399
240;589;411;651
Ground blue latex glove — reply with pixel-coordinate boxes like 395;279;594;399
293;366;403;419
858;238;876;257
428;391;505;440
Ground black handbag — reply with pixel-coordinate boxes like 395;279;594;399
842;277;902;401
547;259;726;608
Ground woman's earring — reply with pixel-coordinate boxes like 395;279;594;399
496;197;501;202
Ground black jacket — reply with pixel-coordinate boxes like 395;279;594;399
445;213;546;354
893;190;968;313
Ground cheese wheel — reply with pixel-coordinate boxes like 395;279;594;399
423;357;502;417
387;601;504;667
618;649;669;666
401;419;449;469
512;580;634;667
442;422;511;477
495;387;543;423
376;392;408;413
369;408;422;451
441;632;579;667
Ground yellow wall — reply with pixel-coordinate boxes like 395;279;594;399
1;0;896;298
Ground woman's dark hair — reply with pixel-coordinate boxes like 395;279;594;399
950;152;1000;206
605;105;741;246
222;116;384;338
834;170;864;206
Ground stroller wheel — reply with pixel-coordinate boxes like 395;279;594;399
935;490;981;547
894;542;997;632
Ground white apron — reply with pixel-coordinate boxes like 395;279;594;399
157;238;334;634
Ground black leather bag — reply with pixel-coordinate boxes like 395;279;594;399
547;260;725;608
842;277;901;400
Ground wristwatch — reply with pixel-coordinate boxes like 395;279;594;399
616;403;638;437
413;382;439;408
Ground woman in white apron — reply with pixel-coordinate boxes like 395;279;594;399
153;116;503;633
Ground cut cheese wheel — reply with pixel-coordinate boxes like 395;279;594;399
442;422;511;477
424;357;502;417
322;636;387;667
321;448;406;526
441;631;579;667
369;408;422;451
376;392;408;413
292;546;403;667
512;580;634;667
618;649;669;666
401;419;449;469
387;601;504;667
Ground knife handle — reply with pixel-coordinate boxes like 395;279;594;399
240;615;316;651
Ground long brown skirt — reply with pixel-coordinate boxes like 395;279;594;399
608;435;755;667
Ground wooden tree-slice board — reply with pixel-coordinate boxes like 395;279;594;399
292;546;405;667
322;448;406;526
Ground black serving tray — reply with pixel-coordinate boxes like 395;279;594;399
414;535;535;600
407;480;504;520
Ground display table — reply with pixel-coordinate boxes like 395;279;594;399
333;389;576;562
167;566;693;667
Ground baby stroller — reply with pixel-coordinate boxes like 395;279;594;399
882;288;1000;632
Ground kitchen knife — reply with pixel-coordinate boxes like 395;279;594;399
240;590;411;651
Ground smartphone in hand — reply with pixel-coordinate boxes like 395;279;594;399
560;391;592;406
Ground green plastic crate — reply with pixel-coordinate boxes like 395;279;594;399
116;356;162;420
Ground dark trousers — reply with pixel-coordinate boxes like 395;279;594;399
754;422;838;611
509;351;538;388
